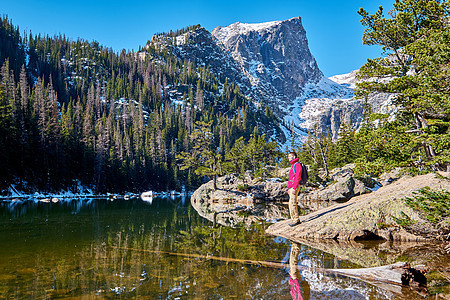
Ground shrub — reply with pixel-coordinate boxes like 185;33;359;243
237;184;250;192
403;187;450;224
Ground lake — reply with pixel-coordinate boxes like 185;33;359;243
0;196;441;299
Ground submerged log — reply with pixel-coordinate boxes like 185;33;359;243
328;262;427;287
110;246;427;288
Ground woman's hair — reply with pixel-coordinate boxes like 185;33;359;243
289;151;297;158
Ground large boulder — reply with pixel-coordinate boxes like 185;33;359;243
308;165;371;202
190;173;290;226
308;175;368;202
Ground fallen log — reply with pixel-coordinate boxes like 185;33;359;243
110;246;427;288
329;262;427;287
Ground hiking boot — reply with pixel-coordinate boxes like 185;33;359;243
289;220;301;227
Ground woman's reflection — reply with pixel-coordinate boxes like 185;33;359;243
289;242;310;300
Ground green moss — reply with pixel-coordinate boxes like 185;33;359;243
394;255;414;263
427;271;450;296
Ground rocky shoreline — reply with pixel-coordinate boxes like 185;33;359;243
266;172;450;242
190;167;450;242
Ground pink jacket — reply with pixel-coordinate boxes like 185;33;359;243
288;158;302;190
289;277;303;300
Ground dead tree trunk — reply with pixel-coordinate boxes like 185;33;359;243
330;262;427;287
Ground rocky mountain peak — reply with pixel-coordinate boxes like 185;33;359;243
146;19;361;144
211;17;324;115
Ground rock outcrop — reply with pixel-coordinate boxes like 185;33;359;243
190;165;380;226
266;172;450;242
190;174;289;227
191;173;288;204
307;165;371;202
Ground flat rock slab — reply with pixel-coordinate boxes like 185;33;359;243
266;172;450;242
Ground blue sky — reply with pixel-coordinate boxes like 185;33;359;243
3;0;394;77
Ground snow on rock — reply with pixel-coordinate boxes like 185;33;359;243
290;70;396;142
329;70;359;89
282;76;354;143
212;16;323;119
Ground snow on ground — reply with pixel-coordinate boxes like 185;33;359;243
1;179;106;201
1;180;190;202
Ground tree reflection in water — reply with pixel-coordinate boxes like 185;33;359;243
0;197;409;299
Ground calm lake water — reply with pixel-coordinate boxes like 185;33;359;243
0;196;438;299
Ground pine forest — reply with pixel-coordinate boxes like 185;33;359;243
0;17;279;194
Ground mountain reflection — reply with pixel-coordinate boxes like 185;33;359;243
0;197;415;299
287;241;373;300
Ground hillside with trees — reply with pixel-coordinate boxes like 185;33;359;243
0;17;279;194
1;0;449;196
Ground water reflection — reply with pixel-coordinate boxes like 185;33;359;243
0;197;445;298
191;196;289;227
287;241;379;300
289;242;309;299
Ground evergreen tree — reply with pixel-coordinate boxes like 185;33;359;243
333;123;360;167
356;0;450;172
176;120;222;190
223;136;248;183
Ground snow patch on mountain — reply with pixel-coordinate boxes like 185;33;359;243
213;20;283;45
283;76;354;139
329;69;359;89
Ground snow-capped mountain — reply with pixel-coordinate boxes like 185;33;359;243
212;18;322;113
148;18;383;143
211;17;353;119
